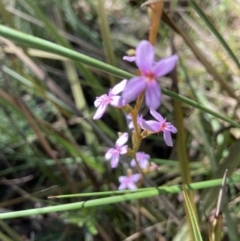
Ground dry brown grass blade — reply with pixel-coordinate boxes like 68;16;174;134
162;11;238;100
171;40;198;239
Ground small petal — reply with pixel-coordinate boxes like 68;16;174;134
136;40;154;73
130;174;141;182
116;133;128;147
139;160;149;169
127;182;137;190
167;124;177;133
110;96;124;107
123;56;136;62
130;159;136;167
150;109;164;122
105;148;114;160
111;154;120;168
164;130;173;146
122;77;146;103
145;81;161;110
111;79;127;95
94;94;107;107
93;103;108;119
118;182;127;190
131;158;149;169
119;145;128;155
128;121;134;129
119;176;126;182
153;55;178;77
141;121;160;132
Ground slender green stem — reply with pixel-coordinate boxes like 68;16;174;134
0;175;239;219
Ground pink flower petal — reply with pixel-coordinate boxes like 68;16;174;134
116;133;128;147
111;154;120;168
164;130;173;146
110;96;124;107
131;159;147;169
145;81;161;110
130;159;136;167
123;56;136;62
127;182;137;190
93;103;108;120
141;120;160;132
122;77;146;103
153;55;178;77
105;148;114;160
150;109;164;122
139;160;149;169
119;145;128;155
119;176;126;182
130;174;141;182
136;40;154;73
128;121;134;129
166;124;177;133
111;79;127;95
94;94;107;107
118;182;127;190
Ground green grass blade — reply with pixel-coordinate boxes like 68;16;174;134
202;139;240;214
182;186;203;241
0;25;239;127
0;175;239;219
224;207;238;241
188;0;240;69
97;0;117;85
0;25;132;78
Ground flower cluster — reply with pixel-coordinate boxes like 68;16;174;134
93;40;178;190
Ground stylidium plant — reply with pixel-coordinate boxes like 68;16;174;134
122;40;178;110
93;39;178;190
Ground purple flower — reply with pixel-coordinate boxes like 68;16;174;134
105;133;128;168
93;79;127;119
127;114;146;129
118;174;141;190
122;40;178;110
142;109;177;147
130;152;150;169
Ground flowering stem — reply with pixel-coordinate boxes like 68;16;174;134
131;91;145;241
131;91;145;153
148;2;164;45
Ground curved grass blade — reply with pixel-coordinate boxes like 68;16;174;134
0;175;239;219
0;25;239;128
188;0;240;69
